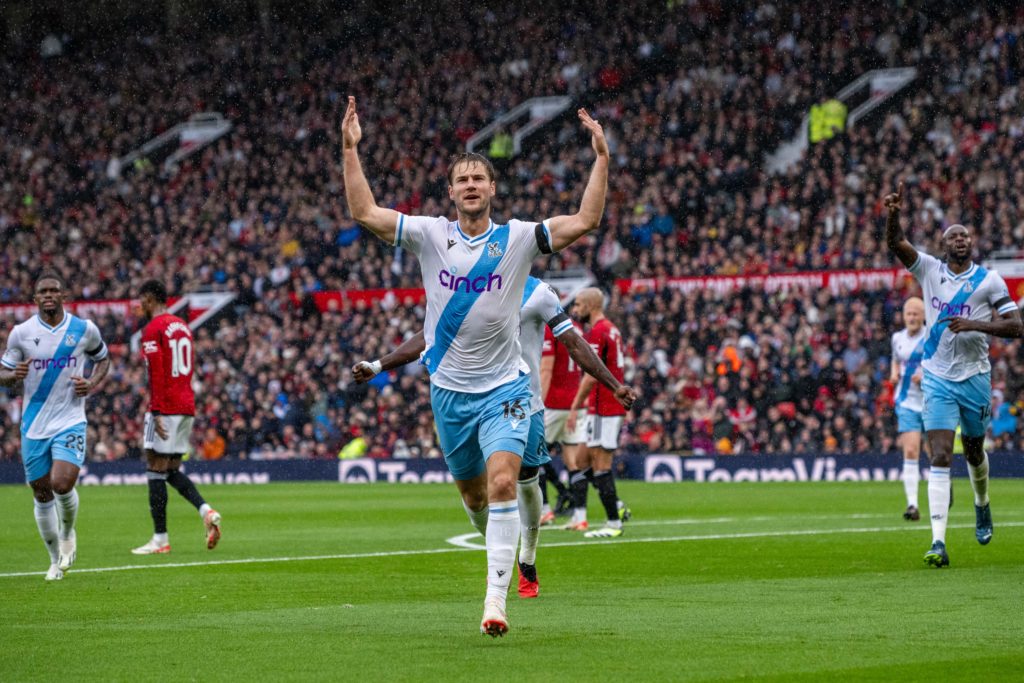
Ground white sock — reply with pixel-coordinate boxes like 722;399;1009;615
902;459;920;508
34;499;60;564
516;475;542;565
606;519;623;530
928;467;951;543
485;499;519;606
54;489;79;541
541;503;552;516
462;499;489;536
199;503;212;519
572;507;587;524
968;452;990;507
154;532;169;546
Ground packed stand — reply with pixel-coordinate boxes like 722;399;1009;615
3;1;1024;459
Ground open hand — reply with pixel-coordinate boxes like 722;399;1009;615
578;108;608;158
342;96;362;149
153;415;169;440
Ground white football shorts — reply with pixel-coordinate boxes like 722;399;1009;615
544;409;587;445
143;413;194;455
586;414;623;451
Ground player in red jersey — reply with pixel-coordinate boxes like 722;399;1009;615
538;321;584;524
131;280;221;555
567;288;630;538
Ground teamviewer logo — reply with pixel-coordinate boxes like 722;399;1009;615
338;459;377;483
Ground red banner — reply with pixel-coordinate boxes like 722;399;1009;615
0;299;137;321
615;269;914;296
1005;278;1024;301
0;296;213;322
292;288;427;312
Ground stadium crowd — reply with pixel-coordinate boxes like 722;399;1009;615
3;1;1024;461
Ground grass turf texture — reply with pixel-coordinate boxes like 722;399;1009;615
1;480;1022;682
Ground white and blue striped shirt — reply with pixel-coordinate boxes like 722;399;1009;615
396;214;554;393
909;250;1018;381
1;312;108;439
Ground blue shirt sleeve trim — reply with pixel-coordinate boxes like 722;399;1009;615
542;221;555;252
394;214;405;247
997;302;1019;315
551;319;574;337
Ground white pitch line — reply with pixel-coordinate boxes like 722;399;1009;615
446;521;1024;551
4;520;1021;579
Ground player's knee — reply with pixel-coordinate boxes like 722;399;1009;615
962;436;985;462
489;473;517;500
32;487;54;503
50;478;75;495
462;490;487;512
518;466;539;482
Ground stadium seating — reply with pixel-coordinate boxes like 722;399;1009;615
3;2;1024;459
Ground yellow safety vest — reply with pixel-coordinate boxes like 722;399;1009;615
809;104;826;144
338;436;368;459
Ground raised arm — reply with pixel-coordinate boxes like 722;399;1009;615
560;330;636;409
352;330;426;383
545;108;609;252
342;96;401;244
884;182;918;269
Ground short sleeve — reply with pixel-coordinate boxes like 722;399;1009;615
534;220;555;255
907;250;939;280
988;273;1019;316
1;326;22;369
539;285;572;337
890;333;898;358
395;214;435;254
84;320;109;361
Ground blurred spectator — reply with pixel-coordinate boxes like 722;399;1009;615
200;427;227;460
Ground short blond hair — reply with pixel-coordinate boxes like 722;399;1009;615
903;297;924;314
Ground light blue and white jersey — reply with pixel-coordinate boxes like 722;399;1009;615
519;277;574;415
1;312;108;439
396;214;554;393
908;250;1018;381
891;328;926;412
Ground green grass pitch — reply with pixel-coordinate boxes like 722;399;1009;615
1;480;1022;682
